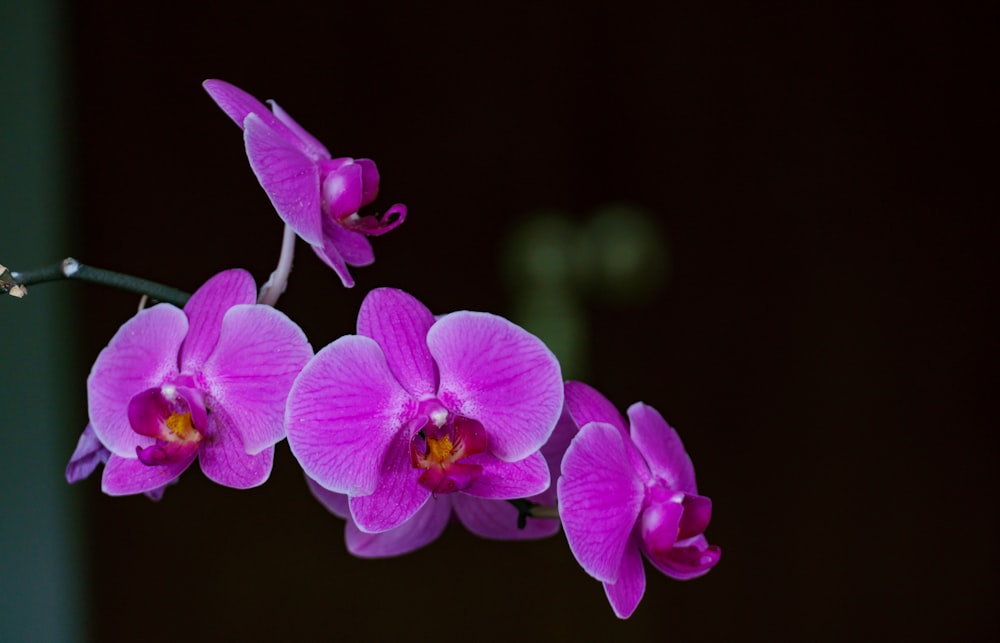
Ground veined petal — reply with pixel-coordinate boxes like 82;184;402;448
462;451;549;499
267;99;330;161
285;335;416;496
348;429;430;533
101;452;194;496
198;424;274;489
244;113;324;246
346;495;451;558
179;269;256;372
627;402;698;494
306;475;351;518
557;422;645;583
88;305;187;456
564;381;629;436
323;218;374;267
202;80;317;157
603;533;647;619
357;288;437;398
643;534;722;581
429;312;563;461
310;229;355;288
66;424;109;484
453;494;560;540
202;304;313;454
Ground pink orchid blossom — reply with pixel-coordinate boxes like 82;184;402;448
285;288;564;539
304;408;576;558
557;381;721;619
202;79;407;288
76;269;312;496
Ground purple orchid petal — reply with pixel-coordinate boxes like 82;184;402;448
322;217;375;266
639;492;684;558
627;402;698;494
603;533;647;619
285;335;416;496
87;305;187;457
201;304;313;454
179;269;256;373
557;422;645;583
428;311;563;462
244;112;324;246
453;494;561;540
306;475;351;518
203;79;276;131
126;387;175;439
101;452;195;496
198;426;274;489
355;159;380;205
310;226;355;288
356;288;438;398
346;495;452;558
644;534;722;581
564;381;629;436
348;429;430;533
678;493;713;540
267;99;330;161
66;424;110;483
321;162;364;222
462;451;550;500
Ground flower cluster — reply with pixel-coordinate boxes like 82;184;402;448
55;80;719;619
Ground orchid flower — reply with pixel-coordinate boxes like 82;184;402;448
76;269;312;495
557;381;721;618
285;288;563;538
202;79;406;288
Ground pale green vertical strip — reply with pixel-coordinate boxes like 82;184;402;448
0;0;84;641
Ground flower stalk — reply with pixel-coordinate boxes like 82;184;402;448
8;258;191;307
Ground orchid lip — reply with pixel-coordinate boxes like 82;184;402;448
410;410;488;494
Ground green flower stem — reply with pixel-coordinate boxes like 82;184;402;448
507;498;560;529
10;258;190;307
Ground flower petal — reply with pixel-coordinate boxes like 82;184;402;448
453;494;560;540
306;475;350;518
310;227;355;288
202;79;320;157
356;288;437;398
643;534;721;581
244;112;324;246
564;381;628;436
324;218;375;267
66;424;109;483
178;269;256;372
267;99;330;161
356;159;380;204
321;162;364;221
429;311;563;461
603;533;647;619
285;335;416;496
627;402;698;493
202;304;313;454
462;451;549;499
101;453;194;496
557;422;645;583
87;305;187;456
198;423;274;489
346;495;452;558
348;429;430;533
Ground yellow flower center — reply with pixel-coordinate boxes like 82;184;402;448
165;411;199;442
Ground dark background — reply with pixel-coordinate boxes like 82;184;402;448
64;1;995;641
